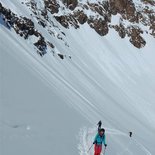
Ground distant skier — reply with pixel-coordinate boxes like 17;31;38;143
129;132;133;137
93;121;107;155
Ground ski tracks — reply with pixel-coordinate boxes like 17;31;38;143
78;127;152;155
78;127;96;155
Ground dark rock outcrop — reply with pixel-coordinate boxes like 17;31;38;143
34;37;47;56
74;10;88;24
44;0;60;14
0;2;54;56
47;41;55;48
55;14;79;29
62;0;78;10
55;15;69;28
113;23;126;38
141;0;155;6
109;0;137;22
128;27;146;48
2;0;155;50
58;53;64;59
88;18;109;36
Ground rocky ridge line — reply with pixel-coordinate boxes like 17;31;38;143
0;2;56;56
38;0;155;49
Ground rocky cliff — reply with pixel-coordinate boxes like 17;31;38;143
0;0;155;56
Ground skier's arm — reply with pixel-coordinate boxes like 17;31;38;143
93;134;98;144
103;135;107;146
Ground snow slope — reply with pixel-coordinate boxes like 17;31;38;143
1;0;155;155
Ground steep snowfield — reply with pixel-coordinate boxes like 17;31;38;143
1;0;155;155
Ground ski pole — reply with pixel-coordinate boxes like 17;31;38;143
87;143;93;152
102;146;106;155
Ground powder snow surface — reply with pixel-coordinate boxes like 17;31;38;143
0;0;155;155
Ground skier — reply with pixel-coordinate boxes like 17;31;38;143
93;121;107;155
129;131;133;137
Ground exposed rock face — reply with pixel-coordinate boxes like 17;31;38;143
128;27;146;48
74;10;88;24
88;18;109;36
141;0;155;6
150;23;155;37
44;0;59;14
34;37;47;56
113;24;126;38
88;3;105;16
109;0;126;14
55;14;79;29
112;24;146;48
1;0;155;51
0;3;35;39
125;0;136;22
0;2;54;56
142;8;155;37
25;0;154;49
109;0;137;22
62;0;78;10
118;24;126;38
55;15;69;28
54;0;148;47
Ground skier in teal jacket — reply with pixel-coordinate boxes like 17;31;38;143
93;128;107;155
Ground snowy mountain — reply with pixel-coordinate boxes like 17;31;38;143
0;0;155;155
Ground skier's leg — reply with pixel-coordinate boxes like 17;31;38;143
95;145;102;155
98;145;102;155
94;144;97;155
94;144;99;155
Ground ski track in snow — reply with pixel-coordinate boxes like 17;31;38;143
78;127;152;155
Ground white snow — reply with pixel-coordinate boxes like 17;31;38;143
0;0;155;155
